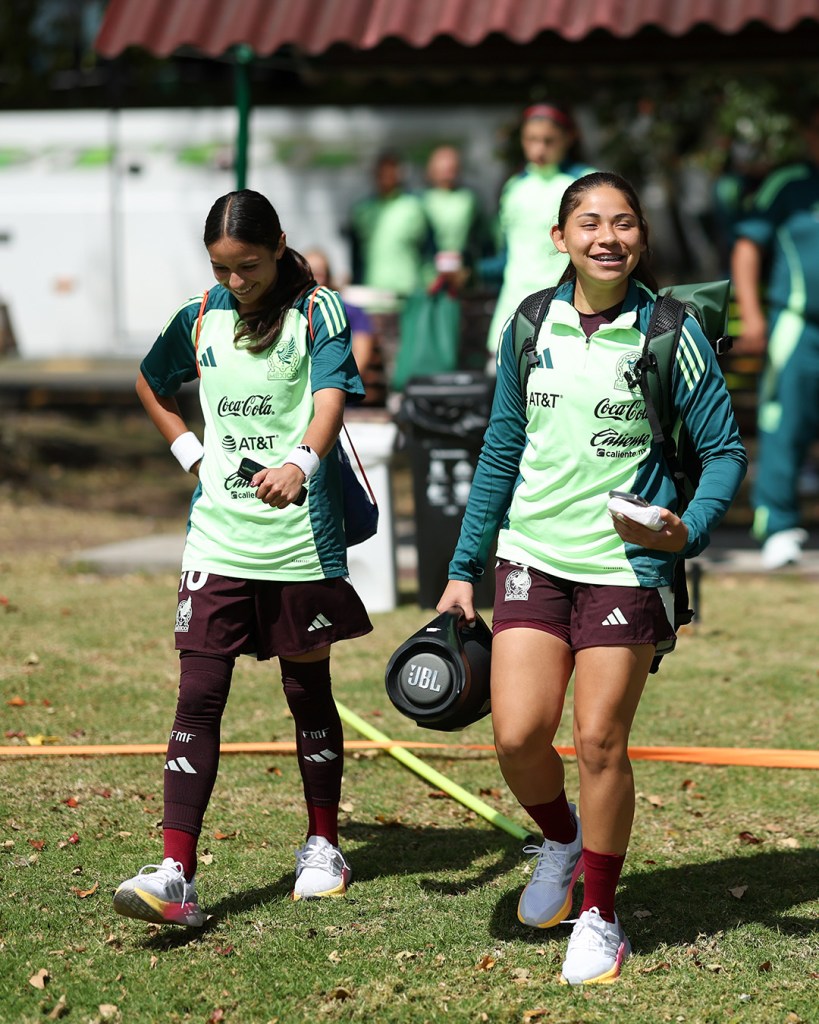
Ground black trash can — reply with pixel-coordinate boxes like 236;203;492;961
398;371;496;609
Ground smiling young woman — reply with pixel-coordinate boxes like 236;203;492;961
437;172;747;985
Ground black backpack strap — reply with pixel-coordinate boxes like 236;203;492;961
512;286;557;400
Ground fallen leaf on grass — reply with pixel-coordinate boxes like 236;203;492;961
25;735;61;746
633;909;653;919
214;945;235;957
327;950;342;964
97;1006;119;1021
200;852;214;865
339;801;354;813
639;961;671;974
24;652;40;665
479;787;502;798
395;950;417;962
5;730;25;738
780;837;800;849
476;955;496;971
266;765;283;776
327;987;353;1001
738;831;763;845
149;956;158;969
758;960;772;972
71;881;99;899
7;696;26;706
522;1011;549;1023
427;790;447;799
47;994;68;1020
63;797;79;808
57;833;80;848
29;839;46;851
29;968;50;989
785;1014;804;1024
207;1011;225;1024
729;885;748;899
511;967;531;983
213;830;237;840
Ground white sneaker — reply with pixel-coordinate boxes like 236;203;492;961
517;805;584;928
293;835;351;901
761;528;808;570
113;857;204;927
561;907;631;985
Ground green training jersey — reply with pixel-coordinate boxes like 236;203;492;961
451;280;747;588
140;285;364;582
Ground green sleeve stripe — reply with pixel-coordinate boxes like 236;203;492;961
315;287;345;336
677;326;705;391
755;165;809;210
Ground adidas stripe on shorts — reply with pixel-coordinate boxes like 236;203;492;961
492;559;674;651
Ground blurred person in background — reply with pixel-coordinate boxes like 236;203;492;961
481;102;594;361
421;143;489;283
347;150;432;299
731;100;819;569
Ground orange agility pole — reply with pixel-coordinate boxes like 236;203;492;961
1;741;818;770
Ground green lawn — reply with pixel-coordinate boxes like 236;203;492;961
0;499;817;1024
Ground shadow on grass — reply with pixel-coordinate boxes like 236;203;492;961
488;848;819;948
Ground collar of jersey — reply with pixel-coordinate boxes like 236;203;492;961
547;280;640;336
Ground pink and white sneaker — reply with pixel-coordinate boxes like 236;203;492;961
113;857;204;927
560;907;631;984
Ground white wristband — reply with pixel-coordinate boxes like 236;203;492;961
170;431;205;473
284;444;320;481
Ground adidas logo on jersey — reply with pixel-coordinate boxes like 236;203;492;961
308;613;333;632
165;756;197;774
198;345;217;368
602;607;629;626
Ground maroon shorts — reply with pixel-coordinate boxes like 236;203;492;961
493;560;675;652
173;570;373;660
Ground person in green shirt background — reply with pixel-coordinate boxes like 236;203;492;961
421;143;489;280
481;102;594;360
347;150;432;299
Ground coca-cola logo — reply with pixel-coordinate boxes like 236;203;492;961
217;395;275;417
594;398;647;422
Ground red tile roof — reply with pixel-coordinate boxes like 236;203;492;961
95;0;819;59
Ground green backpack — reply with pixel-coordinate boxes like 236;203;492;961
512;280;733;672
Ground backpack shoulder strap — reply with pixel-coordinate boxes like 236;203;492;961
631;292;687;501
512;286;557;400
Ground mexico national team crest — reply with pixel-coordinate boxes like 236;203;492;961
504;566;532;602
614;351;640;393
175;596;193;633
267;337;300;380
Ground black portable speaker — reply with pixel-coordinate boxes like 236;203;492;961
384;609;492;731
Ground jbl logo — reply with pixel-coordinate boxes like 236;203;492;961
407;663;441;692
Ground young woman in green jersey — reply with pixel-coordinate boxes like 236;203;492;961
483;102;593;358
439;173;746;984
113;190;372;927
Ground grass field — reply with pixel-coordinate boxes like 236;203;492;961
0;490;817;1024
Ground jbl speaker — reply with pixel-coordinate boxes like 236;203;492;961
385;609;492;731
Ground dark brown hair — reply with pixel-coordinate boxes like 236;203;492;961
555;172;659;292
203;190;314;354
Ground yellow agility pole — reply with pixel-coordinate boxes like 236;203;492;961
334;701;535;843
